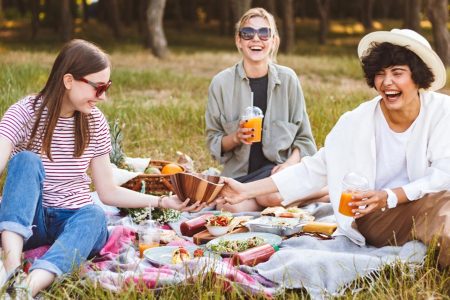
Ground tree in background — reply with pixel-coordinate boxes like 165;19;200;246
147;0;168;58
403;0;421;32
316;0;331;45
60;0;73;42
360;0;374;30
427;0;450;66
280;0;295;53
230;0;251;25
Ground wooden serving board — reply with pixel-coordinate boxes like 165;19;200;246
193;227;249;245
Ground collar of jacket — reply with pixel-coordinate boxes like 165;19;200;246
236;60;281;86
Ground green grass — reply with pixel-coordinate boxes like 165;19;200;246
0;18;449;299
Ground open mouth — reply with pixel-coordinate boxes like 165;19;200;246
250;46;263;52
384;90;401;101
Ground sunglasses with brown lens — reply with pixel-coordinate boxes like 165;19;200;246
78;77;112;97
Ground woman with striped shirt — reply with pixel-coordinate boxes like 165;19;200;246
0;39;203;298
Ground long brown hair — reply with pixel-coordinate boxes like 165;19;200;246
27;39;111;160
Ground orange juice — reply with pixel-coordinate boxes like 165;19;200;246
338;192;354;217
242;117;263;143
139;242;159;258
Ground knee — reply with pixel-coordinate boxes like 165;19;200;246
9;151;43;174
82;205;107;224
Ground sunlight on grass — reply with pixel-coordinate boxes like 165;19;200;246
0;18;448;300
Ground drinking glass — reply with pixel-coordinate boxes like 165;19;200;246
338;172;369;217
241;106;264;143
138;220;160;258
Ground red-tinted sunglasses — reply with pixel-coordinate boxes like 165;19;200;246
78;77;112;97
239;27;272;41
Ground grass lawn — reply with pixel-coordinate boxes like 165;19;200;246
0;18;449;299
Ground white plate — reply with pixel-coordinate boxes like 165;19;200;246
144;246;221;266
206;232;282;256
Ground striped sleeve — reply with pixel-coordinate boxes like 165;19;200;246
92;108;112;158
0;100;31;147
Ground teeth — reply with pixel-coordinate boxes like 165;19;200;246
385;91;399;95
250;46;262;50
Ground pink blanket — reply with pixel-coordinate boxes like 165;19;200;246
25;226;279;297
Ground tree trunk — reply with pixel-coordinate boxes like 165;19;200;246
82;0;89;23
360;0;374;30
265;0;277;16
219;0;231;35
60;0;73;41
147;0;168;58
122;0;134;27
403;0;421;32
108;0;122;38
138;0;148;33
30;0;39;39
172;0;184;30
427;0;450;66
229;0;251;25
280;0;295;53
316;0;331;45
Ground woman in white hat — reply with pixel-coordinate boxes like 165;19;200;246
218;29;450;267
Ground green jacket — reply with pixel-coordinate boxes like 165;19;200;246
206;61;317;177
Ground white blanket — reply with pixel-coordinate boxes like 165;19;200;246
243;203;427;299
174;203;427;299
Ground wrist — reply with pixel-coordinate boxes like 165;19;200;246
232;132;241;145
383;188;398;210
158;195;167;208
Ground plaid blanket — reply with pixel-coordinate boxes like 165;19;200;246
82;225;280;297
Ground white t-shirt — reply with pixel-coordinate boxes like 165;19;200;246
374;104;415;190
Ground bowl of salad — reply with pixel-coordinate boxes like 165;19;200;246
205;214;233;236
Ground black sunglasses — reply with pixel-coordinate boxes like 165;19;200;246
78;77;112;97
239;27;272;41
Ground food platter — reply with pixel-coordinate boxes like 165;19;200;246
245;216;307;236
144;246;221;266
205;232;282;256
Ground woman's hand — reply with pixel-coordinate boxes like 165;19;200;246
233;120;254;145
163;195;207;212
271;161;295;175
216;177;250;205
350;190;388;219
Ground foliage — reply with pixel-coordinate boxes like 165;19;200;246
0;19;449;299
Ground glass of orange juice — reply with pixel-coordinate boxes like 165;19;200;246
338;172;369;217
241;106;264;143
138;221;160;258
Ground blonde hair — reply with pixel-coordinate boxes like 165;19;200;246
235;7;280;61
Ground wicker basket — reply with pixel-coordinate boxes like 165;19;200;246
121;160;184;196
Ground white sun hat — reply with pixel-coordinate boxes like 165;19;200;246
357;29;447;91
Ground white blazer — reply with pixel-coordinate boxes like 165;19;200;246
272;91;450;245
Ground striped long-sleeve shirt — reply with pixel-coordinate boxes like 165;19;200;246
0;95;112;209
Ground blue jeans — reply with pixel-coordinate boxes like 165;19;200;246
0;151;108;276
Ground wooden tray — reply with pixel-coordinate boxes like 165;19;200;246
193;227;249;245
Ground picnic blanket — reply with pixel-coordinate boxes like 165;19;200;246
22;201;427;299
82;225;280;297
171;203;427;299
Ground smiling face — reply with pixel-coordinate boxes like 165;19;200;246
236;16;275;65
374;65;420;112
61;67;111;117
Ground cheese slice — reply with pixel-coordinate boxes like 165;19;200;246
303;222;337;235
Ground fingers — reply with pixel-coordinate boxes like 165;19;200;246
181;199;207;212
237;127;254;145
271;165;280;175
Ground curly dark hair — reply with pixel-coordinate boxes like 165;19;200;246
361;42;434;89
